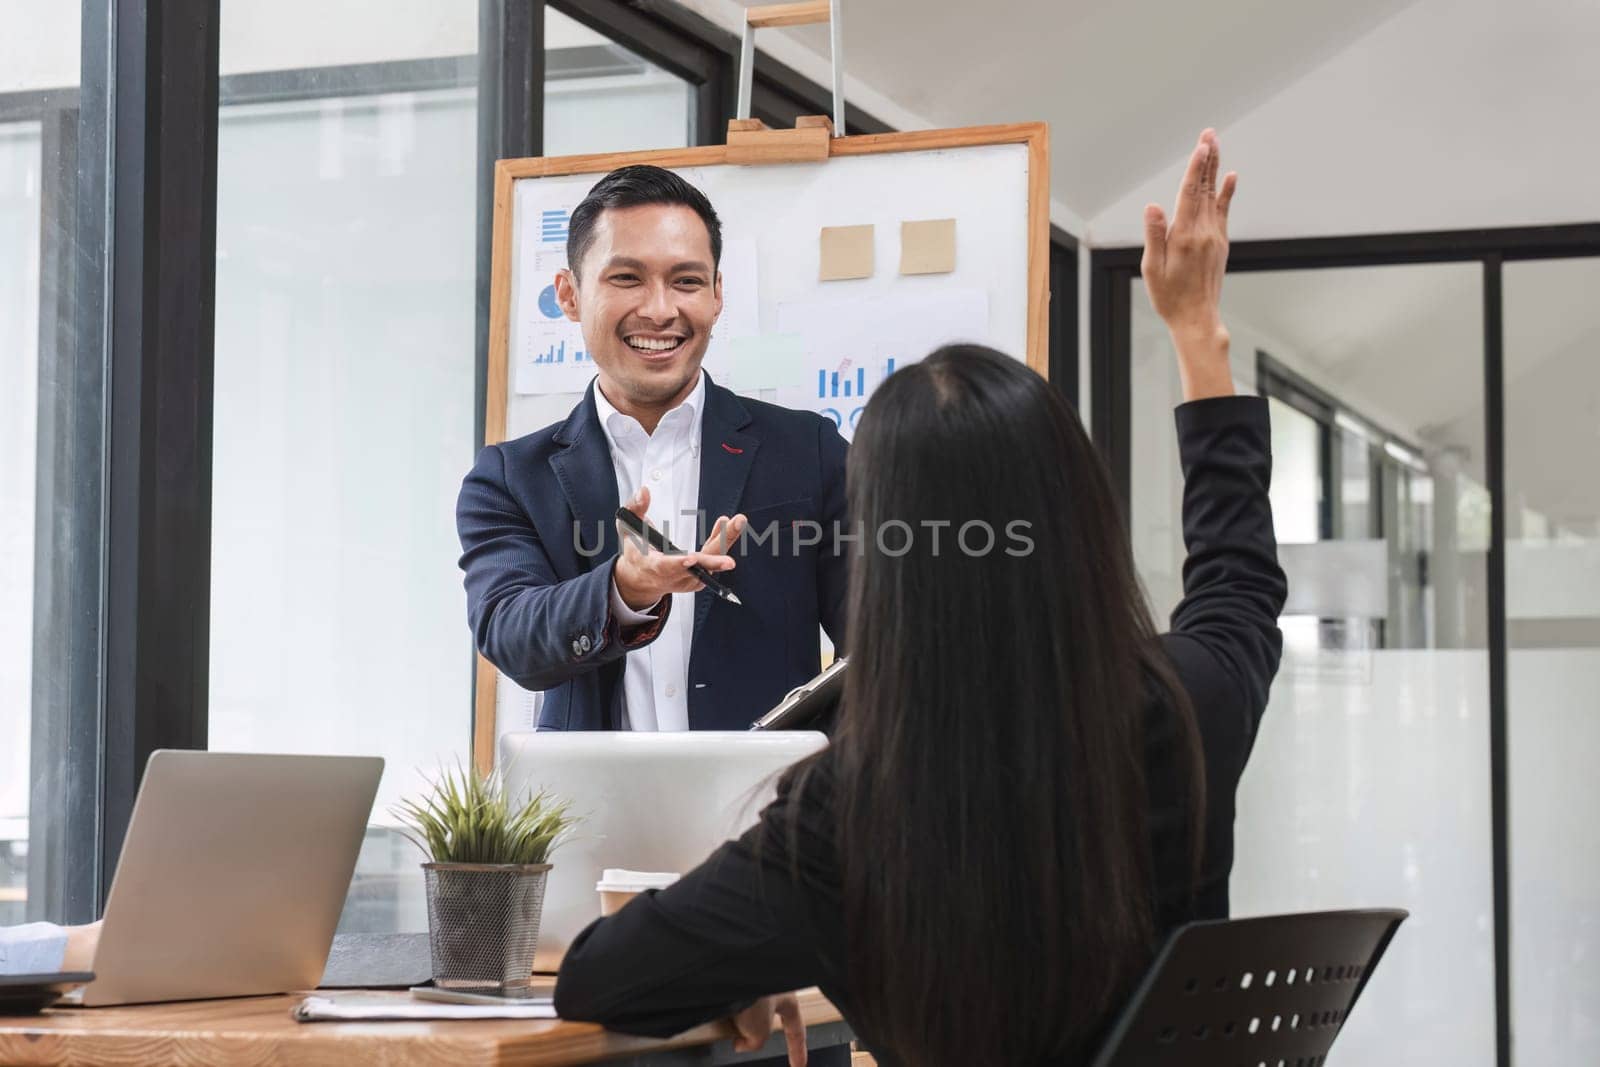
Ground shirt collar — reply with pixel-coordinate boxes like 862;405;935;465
594;370;706;455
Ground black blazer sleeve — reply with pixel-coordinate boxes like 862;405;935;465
554;772;832;1036
1157;395;1288;753
1153;395;1287;918
456;444;668;691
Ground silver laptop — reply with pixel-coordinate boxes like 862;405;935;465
498;731;827;972
72;750;382;1007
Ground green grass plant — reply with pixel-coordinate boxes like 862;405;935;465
394;761;577;866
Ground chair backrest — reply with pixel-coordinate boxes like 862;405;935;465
1089;908;1408;1067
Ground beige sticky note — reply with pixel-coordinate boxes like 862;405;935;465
899;218;957;276
819;224;875;281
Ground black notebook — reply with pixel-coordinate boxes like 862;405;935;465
0;972;94;1015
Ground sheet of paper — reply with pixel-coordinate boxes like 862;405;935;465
513;196;595;395
726;333;806;392
293;992;555;1022
498;673;540;737
818;224;874;282
700;237;760;385
774;289;989;440
899;218;957;275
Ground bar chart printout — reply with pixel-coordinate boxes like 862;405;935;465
776;290;988;440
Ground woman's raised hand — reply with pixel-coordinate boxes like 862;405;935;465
1141;128;1237;401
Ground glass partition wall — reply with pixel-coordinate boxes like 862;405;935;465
3;1;105;927
1130;263;1494;1063
1104;228;1600;1067
1503;257;1600;1066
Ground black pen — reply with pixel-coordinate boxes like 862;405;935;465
614;506;743;607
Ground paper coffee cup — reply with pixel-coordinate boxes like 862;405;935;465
596;869;680;916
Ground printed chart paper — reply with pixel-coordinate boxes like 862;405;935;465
513;196;593;394
774;289;989;440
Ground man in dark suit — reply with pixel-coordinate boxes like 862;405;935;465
456;166;849;732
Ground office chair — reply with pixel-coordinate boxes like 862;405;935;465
1089;908;1408;1066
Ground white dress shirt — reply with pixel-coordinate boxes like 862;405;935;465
0;922;67;975
594;372;706;732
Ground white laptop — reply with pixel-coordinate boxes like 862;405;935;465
70;750;382;1007
498;731;827;972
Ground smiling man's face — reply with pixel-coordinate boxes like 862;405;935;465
555;203;722;423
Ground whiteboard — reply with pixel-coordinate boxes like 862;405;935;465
479;124;1048;755
502;139;1036;442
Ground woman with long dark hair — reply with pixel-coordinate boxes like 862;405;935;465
556;130;1286;1066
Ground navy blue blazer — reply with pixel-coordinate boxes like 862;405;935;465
456;376;850;731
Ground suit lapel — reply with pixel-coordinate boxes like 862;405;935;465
694;376;758;640
548;383;620;569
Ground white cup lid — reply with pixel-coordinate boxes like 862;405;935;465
596;868;681;892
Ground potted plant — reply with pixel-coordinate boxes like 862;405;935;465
394;762;579;992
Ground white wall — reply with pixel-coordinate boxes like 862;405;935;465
1;1;609;91
219;1;475;74
0;3;77;92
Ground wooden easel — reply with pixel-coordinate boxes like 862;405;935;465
726;0;845;164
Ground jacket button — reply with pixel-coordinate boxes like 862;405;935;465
578;633;593;654
570;638;583;657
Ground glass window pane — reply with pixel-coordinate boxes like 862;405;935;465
1267;396;1322;543
1335;421;1375;538
1130;263;1494;1063
0;119;42;927
209;3;699;936
1505;256;1600;1064
2;0;94;926
543;8;694;155
210;1;481;934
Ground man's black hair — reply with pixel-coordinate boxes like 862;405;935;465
566;165;723;279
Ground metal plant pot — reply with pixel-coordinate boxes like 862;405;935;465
422;861;552;991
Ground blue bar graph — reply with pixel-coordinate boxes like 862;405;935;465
541;209;569;245
534;339;590;365
816;366;867;399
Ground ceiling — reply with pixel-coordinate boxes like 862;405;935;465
758;0;1413;218
719;0;1600;242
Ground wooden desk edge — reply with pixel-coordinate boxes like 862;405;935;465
0;987;845;1067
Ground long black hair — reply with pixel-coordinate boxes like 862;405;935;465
816;344;1203;1065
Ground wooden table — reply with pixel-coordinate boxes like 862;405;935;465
0;987;852;1066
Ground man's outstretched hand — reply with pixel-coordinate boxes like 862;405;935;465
613;485;747;613
1141;128;1237;402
